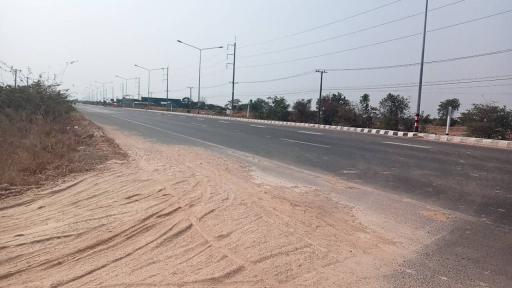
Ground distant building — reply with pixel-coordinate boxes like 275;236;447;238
141;97;185;108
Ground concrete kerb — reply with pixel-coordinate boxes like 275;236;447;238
125;107;420;138
417;133;512;150
121;107;511;149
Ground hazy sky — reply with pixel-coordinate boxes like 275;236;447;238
1;0;511;115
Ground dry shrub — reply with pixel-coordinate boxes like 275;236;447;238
0;82;125;193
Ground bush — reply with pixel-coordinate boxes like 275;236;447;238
378;93;411;131
460;103;512;140
0;82;123;188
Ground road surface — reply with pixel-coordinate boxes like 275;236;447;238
79;104;512;226
79;104;512;287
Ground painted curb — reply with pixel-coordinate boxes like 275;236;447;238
417;133;512;150
122;106;419;139
116;106;512;149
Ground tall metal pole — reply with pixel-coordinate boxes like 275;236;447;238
166;66;169;110
315;69;327;124
147;70;151;98
415;0;429;132
231;41;237;113
13;69;18;88
137;77;141;100
177;40;223;114
187;86;193;112
197;50;202;114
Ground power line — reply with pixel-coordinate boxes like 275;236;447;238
238;71;315;84
241;0;466;59
240;0;403;48
238;9;512;69
326;76;512;91
235;49;512;85
235;74;512;97
201;83;229;89
325;48;512;72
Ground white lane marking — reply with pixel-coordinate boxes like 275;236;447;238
219;120;231;124
297;130;323;135
250;124;266;128
383;141;431;149
190;123;206;127
280;138;330;148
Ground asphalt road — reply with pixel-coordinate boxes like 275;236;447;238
79;104;512;227
79;104;512;287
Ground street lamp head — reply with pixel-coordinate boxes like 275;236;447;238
177;40;183;43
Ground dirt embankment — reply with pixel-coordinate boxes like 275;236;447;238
0;127;407;287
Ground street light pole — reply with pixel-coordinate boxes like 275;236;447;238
177;40;223;114
137;77;141;100
115;75;128;97
198;50;202;113
95;81;112;102
134;64;163;109
187;86;193;112
116;75;139;99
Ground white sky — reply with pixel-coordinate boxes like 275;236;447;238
1;0;511;115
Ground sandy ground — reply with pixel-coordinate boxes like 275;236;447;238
0;127;434;287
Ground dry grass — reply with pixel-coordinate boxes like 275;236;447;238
0;84;126;198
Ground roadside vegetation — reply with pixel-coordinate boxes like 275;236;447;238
87;90;512;140
225;93;511;140
0;82;125;196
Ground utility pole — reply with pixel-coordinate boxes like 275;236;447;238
247;99;251;118
315;69;327;124
164;66;169;110
187;86;193;112
227;39;237;115
415;0;429;132
26;66;31;86
12;67;18;88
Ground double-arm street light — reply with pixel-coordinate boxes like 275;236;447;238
134;64;164;99
177;40;223;114
94;80;112;101
115;75;140;99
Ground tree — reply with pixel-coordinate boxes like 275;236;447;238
358;93;374;128
225;98;241;112
460;103;512;139
317;92;355;125
292;98;313;123
250;98;270;119
378;93;410;130
437;98;461;123
267;96;290;121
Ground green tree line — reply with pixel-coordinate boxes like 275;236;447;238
228;93;512;140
